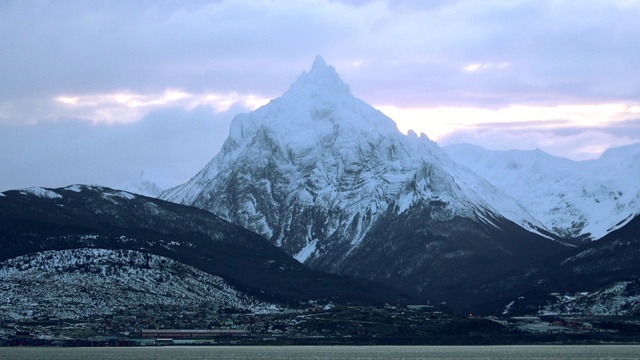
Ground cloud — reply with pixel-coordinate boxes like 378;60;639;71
52;89;269;124
439;127;640;161
434;115;640;160
2;0;640;189
379;102;640;138
344;0;640;107
0;0;373;125
3;0;639;114
0;104;245;191
463;62;510;72
381;102;640;160
0;0;360;99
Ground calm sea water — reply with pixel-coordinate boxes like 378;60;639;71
1;345;639;359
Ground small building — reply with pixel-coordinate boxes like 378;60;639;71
155;338;174;346
517;324;568;333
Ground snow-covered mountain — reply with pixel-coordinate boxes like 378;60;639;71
444;143;640;241
161;56;564;303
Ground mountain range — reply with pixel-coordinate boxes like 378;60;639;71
2;56;640;317
0;185;408;320
444;143;640;242
160;56;640;311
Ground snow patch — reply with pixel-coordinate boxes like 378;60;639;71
65;185;83;192
502;300;515;315
21;187;62;199
539;281;640;316
102;191;136;201
396;192;415;214
64;184;105;193
294;239;319;263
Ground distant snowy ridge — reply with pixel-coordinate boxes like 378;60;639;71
444;143;640;241
119;170;175;197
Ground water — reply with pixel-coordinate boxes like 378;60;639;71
1;345;639;359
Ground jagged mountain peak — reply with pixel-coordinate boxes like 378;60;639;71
220;56;410;157
163;57;441;212
285;55;351;98
312;54;328;70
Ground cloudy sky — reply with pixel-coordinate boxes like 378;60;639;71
2;0;640;191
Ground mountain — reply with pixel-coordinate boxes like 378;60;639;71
0;248;271;320
0;185;409;315
468;214;640;316
161;56;566;307
444;143;640;242
119;169;173;197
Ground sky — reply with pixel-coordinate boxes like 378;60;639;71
2;0;640;192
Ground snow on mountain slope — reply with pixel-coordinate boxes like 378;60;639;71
0;248;272;320
539;281;640;316
1;183;409;306
161;56;552;267
444;143;640;241
19;186;63;199
119;169;175;197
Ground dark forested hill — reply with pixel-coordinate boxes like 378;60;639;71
0;185;411;307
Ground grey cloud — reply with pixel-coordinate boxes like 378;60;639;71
603;118;640;138
438;116;640;161
2;0;640;110
440;117;640;138
0;104;242;192
2;0;640;189
348;1;640;107
0;0;357;101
